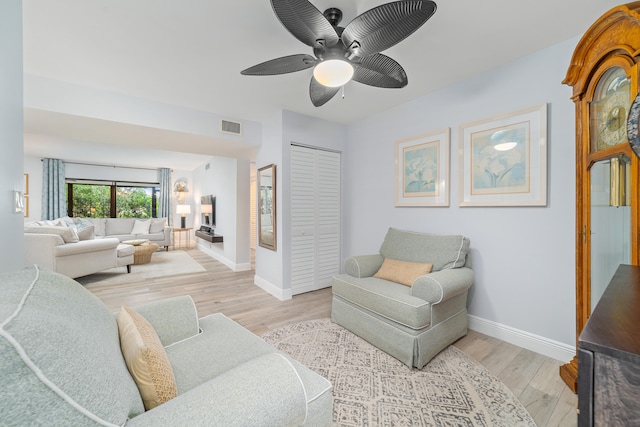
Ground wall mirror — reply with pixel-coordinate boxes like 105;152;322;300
258;164;276;251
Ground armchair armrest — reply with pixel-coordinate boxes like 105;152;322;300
411;267;474;304
132;296;199;346
344;254;384;278
125;353;307;427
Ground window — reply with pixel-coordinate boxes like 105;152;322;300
67;180;159;218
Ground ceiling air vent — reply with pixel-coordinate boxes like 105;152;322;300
220;119;242;135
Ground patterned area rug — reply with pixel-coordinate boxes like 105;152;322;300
262;319;536;427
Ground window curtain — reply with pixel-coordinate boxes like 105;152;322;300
41;158;66;220
159;168;172;225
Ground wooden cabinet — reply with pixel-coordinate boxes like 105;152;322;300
578;264;640;426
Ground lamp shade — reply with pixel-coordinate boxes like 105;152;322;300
313;59;354;87
201;204;212;214
176;204;191;215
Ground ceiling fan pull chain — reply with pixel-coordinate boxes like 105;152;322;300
342;85;345;99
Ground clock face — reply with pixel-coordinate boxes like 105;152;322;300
590;67;631;151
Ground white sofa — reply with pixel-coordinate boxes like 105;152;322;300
87;217;171;250
23;217;170;279
24;232;134;279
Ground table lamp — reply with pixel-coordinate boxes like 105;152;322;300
176;204;191;228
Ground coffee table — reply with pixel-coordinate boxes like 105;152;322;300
122;240;160;265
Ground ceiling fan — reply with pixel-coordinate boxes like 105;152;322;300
241;0;437;107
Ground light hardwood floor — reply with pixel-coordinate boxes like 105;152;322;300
86;248;577;426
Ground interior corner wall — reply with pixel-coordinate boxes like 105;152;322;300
345;37;579;357
193;157;250;271
1;1;24;273
254;111;286;298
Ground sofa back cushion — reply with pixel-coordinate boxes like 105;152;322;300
24;225;80;243
86;218;106;236
0;266;145;425
379;227;470;271
106;218;135;235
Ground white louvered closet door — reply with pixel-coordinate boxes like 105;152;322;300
290;145;341;295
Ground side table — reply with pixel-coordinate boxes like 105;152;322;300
172;227;193;249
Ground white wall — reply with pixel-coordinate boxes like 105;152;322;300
254;111;285;297
345;38;579;361
0;1;24;273
193;156;251;271
254;110;348;299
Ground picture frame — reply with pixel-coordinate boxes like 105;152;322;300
459;104;547;207
394;128;450;207
24;173;29;195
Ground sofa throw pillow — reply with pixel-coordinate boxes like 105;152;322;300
131;219;151;235
149;218;166;234
374;258;433;287
116;306;178;410
75;224;95;240
71;218;95;240
24;225;80;243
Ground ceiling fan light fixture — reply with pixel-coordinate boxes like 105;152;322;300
313;59;354;87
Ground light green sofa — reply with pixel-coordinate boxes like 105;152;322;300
0;266;333;426
332;227;473;369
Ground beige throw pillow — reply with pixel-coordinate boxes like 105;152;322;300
116;306;178;410
374;258;433;287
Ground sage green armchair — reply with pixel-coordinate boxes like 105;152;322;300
331;227;473;369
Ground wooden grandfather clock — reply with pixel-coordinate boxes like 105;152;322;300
561;2;640;392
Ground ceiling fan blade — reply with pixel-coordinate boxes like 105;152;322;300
342;1;437;57
352;54;408;88
271;0;340;48
241;54;316;76
309;77;340;107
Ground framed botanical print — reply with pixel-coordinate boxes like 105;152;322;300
395;128;450;207
459;104;547;206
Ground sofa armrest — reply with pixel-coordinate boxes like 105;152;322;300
344;254;384;278
411;267;474;304
24;233;65;270
131;296;199;346
125;353;307;427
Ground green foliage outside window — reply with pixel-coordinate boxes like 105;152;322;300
71;184;110;217
116;187;153;218
70;184;157;218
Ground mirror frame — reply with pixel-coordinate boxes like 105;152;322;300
257;164;276;251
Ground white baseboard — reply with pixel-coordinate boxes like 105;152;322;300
468;315;575;363
196;242;250;272
254;275;292;301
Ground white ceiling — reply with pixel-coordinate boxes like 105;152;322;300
22;0;622;169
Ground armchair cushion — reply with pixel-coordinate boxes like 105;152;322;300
333;274;431;329
374;258;433;286
117;306;178;410
125;353;308;427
